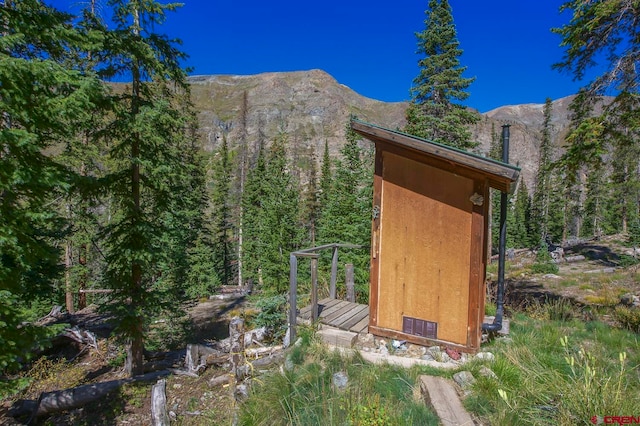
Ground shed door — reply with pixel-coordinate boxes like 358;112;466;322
377;152;474;345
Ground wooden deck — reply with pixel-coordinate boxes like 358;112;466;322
298;297;369;333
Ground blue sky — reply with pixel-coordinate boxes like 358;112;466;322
53;0;595;113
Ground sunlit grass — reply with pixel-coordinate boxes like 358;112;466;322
469;313;640;425
239;339;440;425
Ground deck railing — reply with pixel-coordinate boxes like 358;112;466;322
288;243;361;344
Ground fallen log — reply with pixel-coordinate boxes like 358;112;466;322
185;344;220;374
205;345;283;367
60;327;98;350
250;351;285;369
9;370;170;419
208;374;231;388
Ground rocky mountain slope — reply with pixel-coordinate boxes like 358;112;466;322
188;69;583;190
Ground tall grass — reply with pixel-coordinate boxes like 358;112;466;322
467;314;640;425
239;338;439;425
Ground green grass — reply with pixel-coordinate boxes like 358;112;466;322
240;308;640;426
239;340;440;425
469;313;640;425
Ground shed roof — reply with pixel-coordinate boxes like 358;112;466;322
351;119;520;193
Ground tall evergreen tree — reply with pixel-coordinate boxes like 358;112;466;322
260;132;302;293
318;139;333;220
242;132;301;294
488;123;502;251
0;0;106;388
554;0;640;237
405;0;479;150
301;146;320;245
242;140;267;287
531;98;555;242
317;122;373;300
99;0;191;376
211;135;234;286
510;179;532;248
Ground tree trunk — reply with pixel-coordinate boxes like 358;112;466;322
77;243;87;310
65;240;74;313
126;5;144;379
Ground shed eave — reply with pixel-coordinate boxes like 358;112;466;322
351;119;520;193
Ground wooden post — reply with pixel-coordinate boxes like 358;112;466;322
310;257;318;322
288;254;298;345
229;317;245;380
330;246;339;299
229;317;244;426
151;379;169;426
345;263;355;302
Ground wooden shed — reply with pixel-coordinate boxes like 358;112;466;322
351;120;520;353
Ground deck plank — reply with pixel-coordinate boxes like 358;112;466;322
327;305;368;329
318;300;352;319
323;303;361;323
349;316;370;333
299;298;340;319
299;299;370;333
341;307;370;330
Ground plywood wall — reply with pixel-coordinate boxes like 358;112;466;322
375;152;474;345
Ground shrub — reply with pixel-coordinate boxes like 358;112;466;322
254;294;288;340
613;306;640;333
531;261;559;274
546;298;575;322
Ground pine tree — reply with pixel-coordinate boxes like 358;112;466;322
488;123;502;251
242;140;267;287
405;0;479;150
318;139;333;220
99;0;191;376
0;0;106;388
301;146;320;244
260;132;302;293
554;1;640;238
531;98;554;242
210;134;234;286
317;122;373;300
511;179;532;248
235;91;249;286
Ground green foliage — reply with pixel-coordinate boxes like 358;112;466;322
0;292;49;396
0;0;109;384
485;301;497;316
509;179;532;249
253;294;288;340
554;2;640;241
317;121;373;301
184;234;221;299
531;240;559;274
242;132;302;294
210;136;235;286
405;0;479;150
530;98;554;243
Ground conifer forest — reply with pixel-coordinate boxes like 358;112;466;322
1;0;639;414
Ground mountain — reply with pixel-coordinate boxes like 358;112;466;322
188;69;583;190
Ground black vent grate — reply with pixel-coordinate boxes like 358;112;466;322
403;316;437;339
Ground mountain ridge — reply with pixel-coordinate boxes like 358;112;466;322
187;69;582;190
